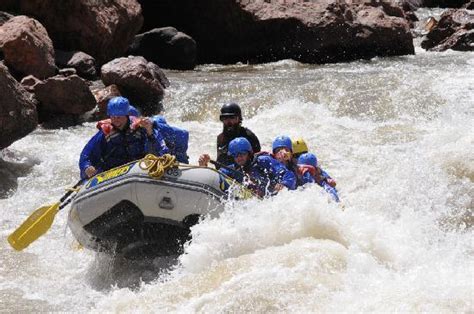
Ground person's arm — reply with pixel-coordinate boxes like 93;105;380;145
319;167;336;187
79;131;105;179
216;134;233;168
145;127;169;156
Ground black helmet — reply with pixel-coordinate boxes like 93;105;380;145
220;102;242;121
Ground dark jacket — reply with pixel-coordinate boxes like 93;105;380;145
216;126;260;168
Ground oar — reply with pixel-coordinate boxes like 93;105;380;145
7;180;83;251
209;159;242;176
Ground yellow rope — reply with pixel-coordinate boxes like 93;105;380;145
139;154;178;179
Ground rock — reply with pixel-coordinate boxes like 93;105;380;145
58;67;77;77
421;9;474;51
55;50;97;79
92;84;122;119
0;63;38;149
33;74;96;116
20;0;143;65
128;27;197;70
101;56;170;115
0;15;56;79
463;0;474;9
20;75;41;92
138;0;413;64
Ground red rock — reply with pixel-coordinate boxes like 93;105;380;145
0;15;56;79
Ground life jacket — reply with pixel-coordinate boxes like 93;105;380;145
94;117;149;170
96;117;141;137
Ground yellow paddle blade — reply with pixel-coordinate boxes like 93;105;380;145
7;202;60;251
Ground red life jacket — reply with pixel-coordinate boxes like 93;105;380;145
96;117;141;136
96;119;114;136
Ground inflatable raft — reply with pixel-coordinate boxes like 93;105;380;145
68;155;249;258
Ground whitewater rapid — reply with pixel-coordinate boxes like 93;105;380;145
1;47;473;312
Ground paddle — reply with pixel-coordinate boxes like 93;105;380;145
7;180;83;251
209;159;242;176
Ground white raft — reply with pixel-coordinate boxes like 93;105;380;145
68;156;247;257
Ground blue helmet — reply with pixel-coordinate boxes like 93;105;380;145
297;152;318;168
128;105;140;117
228;137;252;157
107;96;131;116
272;135;292;153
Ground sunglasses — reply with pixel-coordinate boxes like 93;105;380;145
221;116;238;120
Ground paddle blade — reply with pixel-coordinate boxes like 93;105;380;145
7;203;60;251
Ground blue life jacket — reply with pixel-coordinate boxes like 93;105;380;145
152;116;189;164
79;118;169;179
220;154;296;197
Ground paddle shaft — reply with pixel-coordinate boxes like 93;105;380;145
209;160;242;176
59;179;83;207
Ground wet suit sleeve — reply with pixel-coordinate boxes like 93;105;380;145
79;131;106;179
321;181;340;202
320;168;332;180
145;128;169;156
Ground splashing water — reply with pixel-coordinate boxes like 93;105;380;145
1;49;473;312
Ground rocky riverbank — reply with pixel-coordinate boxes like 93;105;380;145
0;0;472;149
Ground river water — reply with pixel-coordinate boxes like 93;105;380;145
1;17;473;313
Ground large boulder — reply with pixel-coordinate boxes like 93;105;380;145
55;50;97;80
0;15;56;79
138;0;414;64
128;27;197;70
19;0;143;65
0;63;38;149
33;74;97;116
421;9;474;51
101;56;170;115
